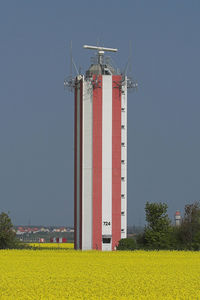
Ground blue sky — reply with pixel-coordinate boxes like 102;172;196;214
0;1;200;225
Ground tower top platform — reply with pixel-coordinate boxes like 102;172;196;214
83;44;118;76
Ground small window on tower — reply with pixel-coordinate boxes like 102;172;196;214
102;238;111;244
121;107;125;112
121;160;125;164
121;125;125;129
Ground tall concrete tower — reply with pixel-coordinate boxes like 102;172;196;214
65;45;137;250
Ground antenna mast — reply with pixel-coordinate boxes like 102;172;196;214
64;42;79;92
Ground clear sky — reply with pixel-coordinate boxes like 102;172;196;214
0;1;200;226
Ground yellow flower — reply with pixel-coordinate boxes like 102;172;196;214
0;250;199;299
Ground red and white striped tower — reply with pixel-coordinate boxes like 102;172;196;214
71;45;133;251
174;210;181;226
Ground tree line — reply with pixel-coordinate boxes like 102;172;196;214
0;212;19;249
118;201;200;251
1;201;200;250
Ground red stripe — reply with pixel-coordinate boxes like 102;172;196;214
79;80;83;250
112;75;122;250
74;83;77;250
92;75;102;250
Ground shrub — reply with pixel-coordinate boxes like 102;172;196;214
117;238;137;250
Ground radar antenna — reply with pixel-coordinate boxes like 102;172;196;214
83;45;118;65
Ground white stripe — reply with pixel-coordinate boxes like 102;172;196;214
121;77;127;239
82;78;93;250
102;76;112;251
76;82;80;248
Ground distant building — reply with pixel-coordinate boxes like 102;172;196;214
60;227;67;232
50;237;67;243
40;227;49;232
53;228;60;233
174;210;181;226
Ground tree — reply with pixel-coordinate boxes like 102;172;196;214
117;238;137;250
178;201;200;250
143;202;172;249
0;212;17;249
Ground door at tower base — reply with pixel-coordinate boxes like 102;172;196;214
102;235;112;251
74;74;127;251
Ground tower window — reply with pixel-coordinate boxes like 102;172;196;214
121;125;125;129
102;238;111;244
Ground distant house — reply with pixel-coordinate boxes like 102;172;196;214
53;228;60;232
60;227;67;232
40;227;49;232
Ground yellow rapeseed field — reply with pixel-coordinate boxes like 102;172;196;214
29;243;74;249
0;250;200;299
